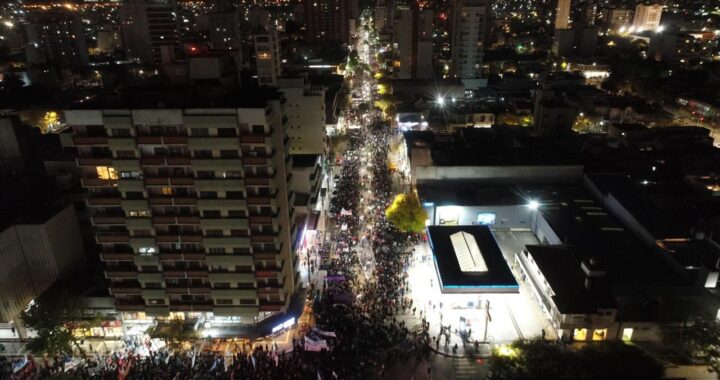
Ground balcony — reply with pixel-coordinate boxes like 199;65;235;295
88;197;122;206
197;198;247;210
169;304;192;312
152;216;175;224
177;216;200;224
125;218;152;230
156;235;179;243
189;287;212;294
108;137;136;151
105;269;137;279
158;253;183;261
255;270;280;278
199;218;249;230
166;286;189;294
121;199;149;211
162;136;187;145
73;136;108;145
140;288;167;299
166;156;191;165
101;252;134;261
97;234;130;243
259;301;284;312
77;157;112;166
163;271;186;278
239;134;268;144
136;136;162;144
92;216;126;225
145;177;169;186
145;306;170;316
194;179;245;191
181;235;203;243
203;236;251;248
173;197;197;205
190;159;243;171
141;157;165;166
243;157;268;166
206;254;253;267
247;197;272;205
249;216;273;224
208;272;255;283
149;197;173;205
117;179;144;193
110;287;142;295
170;177;194;185
115;301;145;312
210;288;257;298
134;255;160;267
188;137;240;150
137;272;163;283
128;237;156;249
112;159;141;172
81;178;111;187
186;270;208;278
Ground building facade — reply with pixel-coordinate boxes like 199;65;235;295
60;96;301;327
632;4;663;32
554;0;571;30
394;8;434;79
303;0;352;45
451;0;489;79
0;205;85;337
277;77;326;155
254;28;282;87
120;0;180;65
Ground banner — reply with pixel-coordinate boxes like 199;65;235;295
312;328;337;338
340;208;353;216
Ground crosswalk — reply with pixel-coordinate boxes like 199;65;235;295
452;357;484;380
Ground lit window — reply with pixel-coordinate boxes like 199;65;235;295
129;210;148;217
621;328;633;341
120;171;142;179
573;328;588;341
138;247;156;255
97;166;118;180
161;187;173;195
592;329;607;341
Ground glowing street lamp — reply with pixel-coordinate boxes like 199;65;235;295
436;96;445;106
528;200;539;210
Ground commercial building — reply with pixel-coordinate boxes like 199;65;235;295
60;89;303;332
120;0;180;65
254;28;282;87
303;0;352;45
451;0;489;79
394;8;434;79
277;76;326;155
632;4;663;32
0;205;85;338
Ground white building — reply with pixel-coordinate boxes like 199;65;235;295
632;4;663;32
394;8;434;79
277;77;326;155
120;0;180;65
451;0;489;79
254;27;282;87
0;205;85;337
554;0;571;30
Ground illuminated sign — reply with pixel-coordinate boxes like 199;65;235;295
271;317;295;334
476;213;496;225
423;202;435;207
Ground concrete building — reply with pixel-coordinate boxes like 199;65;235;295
97;24;122;54
0;205;85;337
303;0;352;45
24;10;89;68
207;10;241;50
581;1;597;26
648;32;696;62
605;9;632;31
394;8;434;79
60;90;303;330
277;77;326;155
451;0;489;79
554;0;571;30
120;0;180;65
632;4;663;32
374;0;393;32
254;28;282;87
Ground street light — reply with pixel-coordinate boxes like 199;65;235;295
436;96;445;106
528;200;539;210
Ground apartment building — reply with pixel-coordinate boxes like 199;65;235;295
451;0;489;79
60;91;301;326
254;27;282;87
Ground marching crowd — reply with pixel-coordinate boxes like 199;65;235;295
3;42;432;380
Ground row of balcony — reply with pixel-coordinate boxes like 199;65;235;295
72;135;274;147
114;301;280;315
93;215;275;226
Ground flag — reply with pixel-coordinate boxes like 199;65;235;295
312;328;337;338
340;208;352;216
251;355;256;369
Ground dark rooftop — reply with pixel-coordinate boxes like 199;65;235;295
427;225;518;293
291;154;320;168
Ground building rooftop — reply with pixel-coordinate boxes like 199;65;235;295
427;225;518;293
291;154;320;168
524;245;615;314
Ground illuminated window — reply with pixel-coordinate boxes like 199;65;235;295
592;329;607;341
573;328;587;341
138;247;156;255
161;187;173;195
621;328;633;341
128;210;148;217
97;166;118;180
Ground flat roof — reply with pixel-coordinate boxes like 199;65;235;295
524;245;615;314
427;225;518;293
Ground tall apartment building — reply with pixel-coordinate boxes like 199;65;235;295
207;10;241;50
0;205;85;338
632;4;663;32
277;77;326;155
374;0;393;32
120;0;180;65
24;10;89;68
605;9;632;31
394;8;434;79
451;0;489;79
581;1;596;26
254;27;282;87
60;91;300;325
554;0;571;29
303;0;352;45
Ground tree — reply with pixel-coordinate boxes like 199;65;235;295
21;287;84;356
151;318;198;352
385;193;428;233
577;341;664;379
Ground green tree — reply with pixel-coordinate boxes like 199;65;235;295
385;193;428;233
21;287;84;355
578;341;664;379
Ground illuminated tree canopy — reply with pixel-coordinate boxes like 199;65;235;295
385;193;428;233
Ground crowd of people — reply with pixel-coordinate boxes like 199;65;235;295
3;38;433;380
